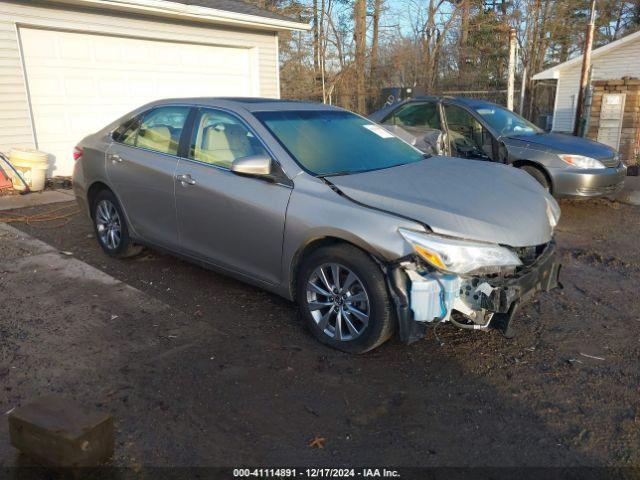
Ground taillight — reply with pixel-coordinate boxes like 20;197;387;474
73;146;84;161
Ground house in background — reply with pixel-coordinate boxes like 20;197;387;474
533;30;640;166
0;0;308;177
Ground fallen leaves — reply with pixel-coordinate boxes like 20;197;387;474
308;436;327;449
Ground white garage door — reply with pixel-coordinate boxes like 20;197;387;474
19;27;257;176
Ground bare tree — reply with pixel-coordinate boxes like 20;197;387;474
269;0;639;117
354;0;367;112
313;0;319;72
458;0;471;80
369;0;383;96
420;0;460;89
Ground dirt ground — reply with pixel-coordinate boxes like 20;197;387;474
1;197;639;469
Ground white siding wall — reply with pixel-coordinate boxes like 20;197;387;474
0;0;279;153
552;37;640;132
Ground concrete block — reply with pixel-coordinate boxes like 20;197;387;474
8;396;114;468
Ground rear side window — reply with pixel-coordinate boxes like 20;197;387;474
136;107;190;155
113;106;190;155
384;102;441;130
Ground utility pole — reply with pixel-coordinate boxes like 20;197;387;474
519;66;527;116
507;28;517;111
574;0;597;136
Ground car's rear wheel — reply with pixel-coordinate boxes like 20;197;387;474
92;190;142;258
296;244;394;353
520;165;551;193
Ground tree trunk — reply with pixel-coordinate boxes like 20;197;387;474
458;0;470;82
354;0;367;113
369;0;382;100
319;0;327;101
313;0;319;72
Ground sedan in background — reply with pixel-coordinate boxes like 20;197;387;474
369;96;626;197
74;98;560;353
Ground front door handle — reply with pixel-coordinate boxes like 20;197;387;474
108;153;123;163
176;173;196;186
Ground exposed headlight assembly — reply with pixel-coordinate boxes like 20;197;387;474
559;154;605;169
399;229;522;275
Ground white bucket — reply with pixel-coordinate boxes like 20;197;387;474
9;148;49;192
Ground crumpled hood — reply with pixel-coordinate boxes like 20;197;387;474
507;132;616;159
328;157;554;247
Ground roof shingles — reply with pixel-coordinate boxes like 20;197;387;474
164;0;300;23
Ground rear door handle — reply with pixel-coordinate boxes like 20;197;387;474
108;153;123;163
176;173;196;186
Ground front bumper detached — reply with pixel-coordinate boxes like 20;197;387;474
475;241;561;313
389;241;561;343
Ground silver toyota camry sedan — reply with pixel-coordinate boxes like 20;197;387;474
73;98;561;353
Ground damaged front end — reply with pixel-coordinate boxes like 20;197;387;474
387;237;561;343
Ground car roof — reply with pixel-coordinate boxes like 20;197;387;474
367;95;503;122
143;97;342;113
409;95;501;109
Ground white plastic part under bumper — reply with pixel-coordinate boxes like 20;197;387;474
402;241;561;333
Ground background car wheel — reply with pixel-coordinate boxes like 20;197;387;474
92;190;142;258
520;165;551;193
296;244;395;353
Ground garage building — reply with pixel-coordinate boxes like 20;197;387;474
0;0;308;177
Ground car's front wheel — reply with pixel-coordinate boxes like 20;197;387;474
296;244;395;353
520;165;551;192
92;189;142;258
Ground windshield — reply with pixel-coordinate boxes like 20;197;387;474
255;110;425;176
473;105;542;137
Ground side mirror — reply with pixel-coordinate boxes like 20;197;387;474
231;155;272;177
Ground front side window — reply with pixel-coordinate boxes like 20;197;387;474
385;102;441;130
188;109;267;169
255;110;424;176
114;106;189;155
443;104;493;159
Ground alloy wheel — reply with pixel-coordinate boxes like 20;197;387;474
95;199;122;250
306;263;370;341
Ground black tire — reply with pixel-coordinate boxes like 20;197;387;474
520;165;551;193
92;189;142;258
296;244;395;354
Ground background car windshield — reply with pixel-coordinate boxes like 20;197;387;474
473;105;542;137
256;110;424;175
